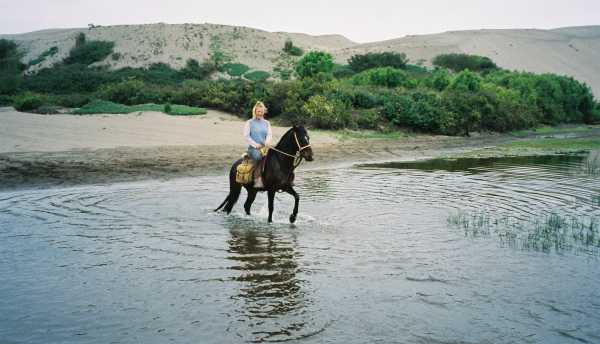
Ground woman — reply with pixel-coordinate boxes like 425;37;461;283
243;101;272;188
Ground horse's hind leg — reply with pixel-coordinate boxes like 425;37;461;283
244;188;257;215
223;182;242;214
284;187;299;224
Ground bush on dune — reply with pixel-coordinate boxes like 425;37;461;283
433;53;498;73
64;40;115;65
348;52;408;72
12;92;49;112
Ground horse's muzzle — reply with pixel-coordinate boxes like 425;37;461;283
302;148;314;161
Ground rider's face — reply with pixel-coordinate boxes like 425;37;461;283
255;106;265;118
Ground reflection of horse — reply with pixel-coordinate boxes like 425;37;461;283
226;222;309;342
215;126;313;223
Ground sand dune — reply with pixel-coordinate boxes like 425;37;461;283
2;23;599;95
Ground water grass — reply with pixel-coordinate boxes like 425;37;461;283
510;125;596;138
73;100;207;116
503;138;600;151
582;151;600;176
448;210;600;253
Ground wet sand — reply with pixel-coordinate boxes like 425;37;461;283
0;107;524;190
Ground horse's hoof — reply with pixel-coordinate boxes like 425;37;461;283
289;214;296;223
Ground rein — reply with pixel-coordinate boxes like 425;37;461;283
268;132;311;169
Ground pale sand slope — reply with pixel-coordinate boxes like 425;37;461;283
3;23;600;95
334;27;600;96
0;23;356;75
0;107;337;153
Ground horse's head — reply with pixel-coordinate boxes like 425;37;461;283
293;125;313;161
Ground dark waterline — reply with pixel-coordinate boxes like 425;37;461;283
1;153;599;343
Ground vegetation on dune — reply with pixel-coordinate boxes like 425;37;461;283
348;52;408;72
223;63;250;78
433;53;498;73
2;36;599;135
282;39;303;57
295;51;334;78
28;46;58;66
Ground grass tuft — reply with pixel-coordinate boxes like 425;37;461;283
73;100;207;116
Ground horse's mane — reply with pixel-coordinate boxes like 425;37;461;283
274;127;296;149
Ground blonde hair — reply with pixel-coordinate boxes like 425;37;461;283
252;101;267;119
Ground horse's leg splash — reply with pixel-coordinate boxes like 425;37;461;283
284;187;299;223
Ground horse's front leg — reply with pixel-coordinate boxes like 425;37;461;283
267;189;276;223
284;187;299;224
244;188;257;215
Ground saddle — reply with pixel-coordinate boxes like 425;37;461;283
235;149;268;185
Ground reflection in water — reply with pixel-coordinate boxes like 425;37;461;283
225;217;321;342
1;152;600;343
360;154;586;174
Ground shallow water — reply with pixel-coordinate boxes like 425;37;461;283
1;153;600;343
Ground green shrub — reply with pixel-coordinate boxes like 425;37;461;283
98;79;148;105
13;92;48;112
348;52;408;72
449;70;482;92
244;70;270;82
51;93;92;108
425;69;452;91
295;51;334;78
382;91;448;133
352;67;410;88
0;39;25;95
0;95;13;106
302;95;352;129
64;40;115;65
283;40;303;56
433;53;498;73
180;59;212;80
223;63;250;78
354;108;382;129
332;64;355;79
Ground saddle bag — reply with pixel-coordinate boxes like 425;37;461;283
236;158;254;184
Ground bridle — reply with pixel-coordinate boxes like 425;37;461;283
268;132;312;168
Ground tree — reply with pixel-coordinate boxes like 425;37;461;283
180;59;211;79
75;32;86;48
348;52;408;72
283;39;303;56
449;70;482;92
433;53;498;73
295;51;334;79
0;39;25;94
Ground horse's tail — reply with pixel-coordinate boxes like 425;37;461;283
215;159;243;214
214;196;229;212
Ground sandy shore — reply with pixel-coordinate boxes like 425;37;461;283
0;107;516;190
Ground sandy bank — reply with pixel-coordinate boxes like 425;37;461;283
4;107;585;190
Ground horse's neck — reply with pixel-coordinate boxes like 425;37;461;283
271;132;297;171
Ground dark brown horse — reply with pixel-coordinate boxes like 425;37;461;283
215;125;313;223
